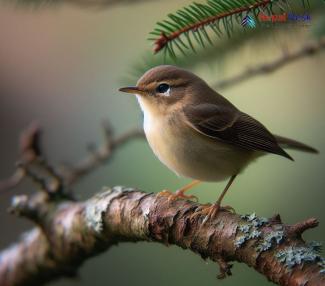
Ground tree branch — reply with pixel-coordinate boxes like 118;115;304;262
0;187;324;286
152;0;272;54
0;122;144;193
57;124;144;186
0;123;324;286
213;36;325;90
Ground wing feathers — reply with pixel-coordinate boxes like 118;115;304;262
183;104;293;160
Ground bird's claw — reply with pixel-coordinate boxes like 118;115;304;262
157;189;198;202
157;189;173;197
191;203;236;224
174;189;198;202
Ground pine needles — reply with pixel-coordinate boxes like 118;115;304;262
149;0;310;57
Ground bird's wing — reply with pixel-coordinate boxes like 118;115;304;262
183;103;293;160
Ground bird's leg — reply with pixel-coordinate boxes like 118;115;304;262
214;174;237;213
158;180;201;202
193;175;237;222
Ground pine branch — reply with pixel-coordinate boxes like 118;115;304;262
124;25;282;84
124;34;325;90
149;0;310;57
124;4;325;85
214;36;325;89
0;186;324;286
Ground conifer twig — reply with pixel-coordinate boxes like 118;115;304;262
150;0;308;56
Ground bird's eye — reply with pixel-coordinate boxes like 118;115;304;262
156;83;170;94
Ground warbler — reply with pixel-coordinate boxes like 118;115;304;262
119;65;318;218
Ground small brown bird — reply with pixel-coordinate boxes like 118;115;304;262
119;65;317;218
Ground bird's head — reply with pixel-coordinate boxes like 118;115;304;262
119;65;210;116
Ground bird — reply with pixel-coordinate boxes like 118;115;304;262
119;65;318;218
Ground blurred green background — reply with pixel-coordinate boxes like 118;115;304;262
0;1;324;285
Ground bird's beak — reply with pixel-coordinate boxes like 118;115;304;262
119;86;146;96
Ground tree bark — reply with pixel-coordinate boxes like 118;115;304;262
0;187;324;286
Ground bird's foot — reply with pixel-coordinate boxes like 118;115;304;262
191;203;235;223
157;189;198;202
174;189;198;202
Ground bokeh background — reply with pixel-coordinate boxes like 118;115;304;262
0;1;324;285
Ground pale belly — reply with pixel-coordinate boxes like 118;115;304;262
144;115;258;182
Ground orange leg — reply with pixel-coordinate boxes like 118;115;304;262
194;175;237;222
159;180;201;202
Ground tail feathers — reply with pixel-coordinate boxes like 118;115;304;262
275;135;319;154
276;147;294;161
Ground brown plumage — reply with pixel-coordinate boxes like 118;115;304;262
119;65;318;218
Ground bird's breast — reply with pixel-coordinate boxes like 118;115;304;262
143;111;256;182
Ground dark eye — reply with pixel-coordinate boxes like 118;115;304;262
156;83;170;94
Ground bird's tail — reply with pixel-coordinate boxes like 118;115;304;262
274;135;319;154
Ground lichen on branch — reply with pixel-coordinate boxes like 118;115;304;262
0;187;324;286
